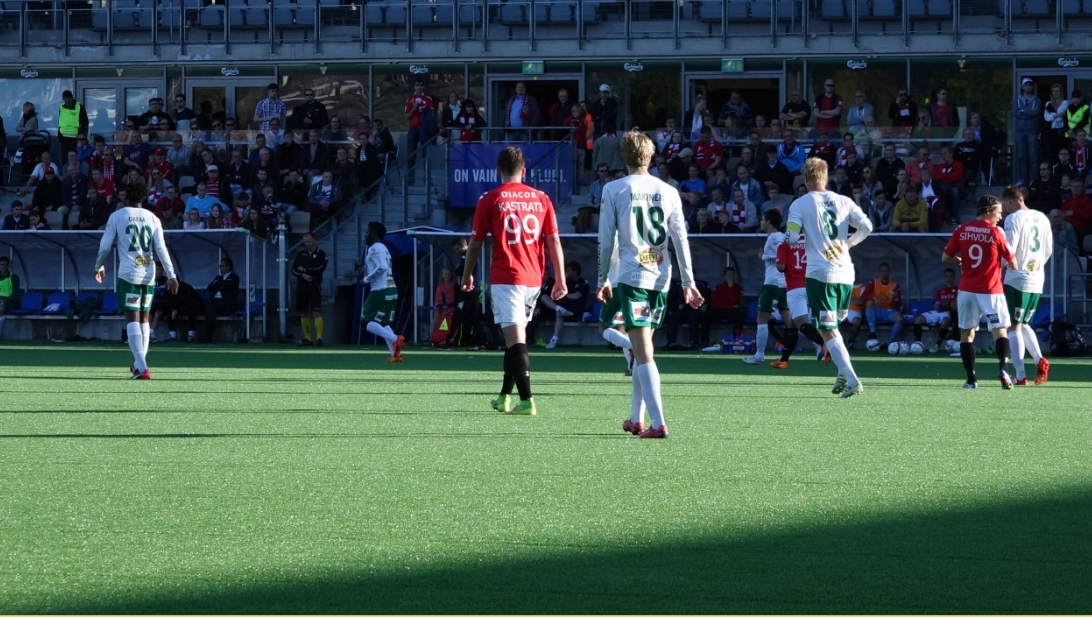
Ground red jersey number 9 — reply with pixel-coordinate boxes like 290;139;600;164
504;212;541;245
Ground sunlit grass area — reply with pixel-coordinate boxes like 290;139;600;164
2;342;1090;613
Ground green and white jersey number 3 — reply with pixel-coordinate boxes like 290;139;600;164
632;204;667;246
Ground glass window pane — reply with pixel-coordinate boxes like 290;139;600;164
281;71;371;137
807;60;906;132
910;59;1014;139
587;62;682;136
192;86;227;131
83;88;117;136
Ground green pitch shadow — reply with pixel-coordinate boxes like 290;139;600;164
37;488;1092;614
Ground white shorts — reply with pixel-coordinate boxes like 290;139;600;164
786;287;809;320
843;309;863;324
491;284;542;328
919;310;951;327
957;291;1011;331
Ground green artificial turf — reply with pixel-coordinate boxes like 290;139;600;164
1;341;1090;614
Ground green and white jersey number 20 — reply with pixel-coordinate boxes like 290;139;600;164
126;223;153;253
632;205;666;246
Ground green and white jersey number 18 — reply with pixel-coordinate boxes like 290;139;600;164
632;204;666;246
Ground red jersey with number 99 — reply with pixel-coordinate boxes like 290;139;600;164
471;182;559;286
776;237;807;291
943;219;1013;294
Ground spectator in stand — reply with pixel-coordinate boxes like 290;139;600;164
74;134;94;175
662;131;684;160
1043;83;1070;158
1028;162;1059;213
308;170;342;229
88;166;115;206
706;189;729;218
807;130;836;168
371;118;395;163
183;208;206;231
202;162;230;202
747;130;768;161
679;164;708;197
1054;148;1077;182
547;88;578;140
75;186;109;230
161;206;183;231
860;166;882;200
684;96;708;139
253;83;286;132
718;90;752;130
667;148;694;183
894;185;928;232
253;147;278;180
275;129;302;179
329;146;357;198
875;143;904;192
851;185;873;219
18;150;61;197
27;211;50;231
906;146;930;185
137;97;167;131
60;164;88;227
145;147;173;183
574;164;609;233
322;115;347;143
690;207;722;235
776;129;806;175
355;134;383;201
264;117;286;146
934;145;965;224
779;89;811;129
454;98;486;144
167;133;191;178
918;165;946;229
656;118;678;151
207;203;233;229
888;87;918;128
293;87;329;132
404;78;435;176
1049;208;1079;251
503;81;540;142
731;164;763;206
122;131;152;174
57;90;88;159
757;148;792;196
705;267;745;343
1013;78;1041;186
813;79;843;134
280;169;309;213
954;128;986;186
827;165;853;197
968;112;1002;183
843;149;865;186
693;125;723;177
869;190;893;232
31;166;63;218
222;147;252;199
1061;175;1092;251
1066;89;1091;139
855;115;884;160
738;146;757;174
892;168;911;202
726;188;759;232
16;101;38;143
440;92;462;142
592;121;623;173
1072;129;1091;177
591;84;618;138
170;94;196;132
185;182;227;218
708;167;731;199
154;185;185;221
656;161;678;188
2;202;29;230
299;129;330;184
836;133;864;167
760;185;790;216
846;90;874;134
242;207;272;240
929;87;959;129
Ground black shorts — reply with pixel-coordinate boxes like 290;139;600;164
296;282;322;313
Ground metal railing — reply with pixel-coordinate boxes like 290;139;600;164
2;0;1091;57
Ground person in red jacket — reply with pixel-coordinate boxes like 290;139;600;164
933;145;966;224
704;267;745;343
1061;175;1092;252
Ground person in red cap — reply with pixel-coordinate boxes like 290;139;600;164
31;165;64;219
145;146;174;185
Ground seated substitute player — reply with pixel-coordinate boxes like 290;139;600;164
357;222;406;362
204;258;239;343
941;195;1018;389
292;233;328;346
743;209;791;366
461;147;567;416
913;267;958;352
863;262;904;348
543;261;590;350
93;180;179;379
598;129;703;439
786;157;874;398
1001;186;1054;386
703;267;746;345
774;232;830;367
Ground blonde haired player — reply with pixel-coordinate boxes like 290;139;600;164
94;182;179;379
597;129;703;439
1000;186;1053;385
786;157;873;398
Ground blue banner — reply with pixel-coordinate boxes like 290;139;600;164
448;144;573;208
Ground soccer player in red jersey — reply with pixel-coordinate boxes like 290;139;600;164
461;147;567;416
942;195;1019;389
913;267;959;352
772;232;829;367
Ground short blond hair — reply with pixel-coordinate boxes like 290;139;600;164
620;129;655;169
803;157;829;191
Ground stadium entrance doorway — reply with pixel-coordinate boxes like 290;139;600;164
187;78;279;132
685;74;782;132
76;80;165;136
488;76;583;138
